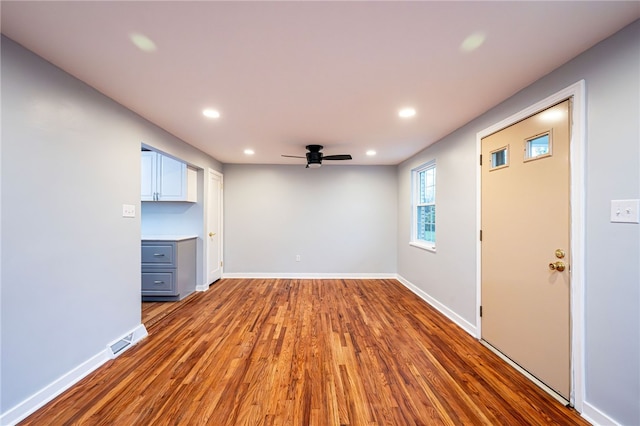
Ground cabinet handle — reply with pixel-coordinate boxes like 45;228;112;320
153;280;165;284
153;253;165;257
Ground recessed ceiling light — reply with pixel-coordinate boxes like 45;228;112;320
398;108;416;118
366;150;377;156
129;33;157;53
244;149;255;155
460;32;486;53
202;109;220;119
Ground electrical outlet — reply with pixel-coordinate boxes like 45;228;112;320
122;204;136;218
610;199;639;223
296;255;301;262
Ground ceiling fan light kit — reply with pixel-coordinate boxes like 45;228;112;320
282;144;352;169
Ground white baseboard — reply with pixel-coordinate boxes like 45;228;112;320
582;401;620;426
0;324;147;426
222;272;398;279
395;274;477;337
197;276;225;291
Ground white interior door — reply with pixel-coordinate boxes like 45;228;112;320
207;169;223;284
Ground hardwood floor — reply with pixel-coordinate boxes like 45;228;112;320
141;291;199;329
21;279;588;425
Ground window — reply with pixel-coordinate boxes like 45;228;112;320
490;145;509;170
524;132;551;161
411;161;436;251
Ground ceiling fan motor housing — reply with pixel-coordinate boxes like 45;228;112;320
306;151;323;165
305;144;324;167
305;144;323;152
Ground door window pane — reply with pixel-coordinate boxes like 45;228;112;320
525;132;551;161
490;145;509;170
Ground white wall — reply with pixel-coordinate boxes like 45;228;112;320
0;36;222;421
223;164;397;276
397;20;639;425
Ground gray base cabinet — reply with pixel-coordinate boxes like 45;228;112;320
141;238;196;301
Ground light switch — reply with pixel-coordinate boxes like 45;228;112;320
122;204;136;218
610;199;639;223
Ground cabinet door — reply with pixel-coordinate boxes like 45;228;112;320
141;151;157;201
157;154;187;201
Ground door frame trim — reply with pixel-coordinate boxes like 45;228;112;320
475;80;585;411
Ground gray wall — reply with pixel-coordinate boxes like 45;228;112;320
397;20;639;425
397;128;478;321
0;36;222;414
223;164;397;275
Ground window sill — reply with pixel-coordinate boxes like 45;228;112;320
409;241;436;253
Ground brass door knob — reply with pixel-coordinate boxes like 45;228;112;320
209;232;216;237
555;249;565;259
549;261;566;272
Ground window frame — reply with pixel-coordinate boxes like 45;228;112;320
410;160;436;252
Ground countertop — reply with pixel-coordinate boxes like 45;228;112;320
141;235;198;241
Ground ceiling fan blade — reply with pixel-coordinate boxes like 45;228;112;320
281;155;306;158
323;154;352;160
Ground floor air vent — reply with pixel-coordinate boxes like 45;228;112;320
108;332;134;358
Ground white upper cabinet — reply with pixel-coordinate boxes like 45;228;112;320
141;150;197;202
141;151;157;200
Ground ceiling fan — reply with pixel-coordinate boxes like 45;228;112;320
281;144;352;168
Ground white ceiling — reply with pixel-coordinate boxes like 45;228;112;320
2;1;639;166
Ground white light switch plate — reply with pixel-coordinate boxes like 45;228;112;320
122;204;136;218
610;199;639;223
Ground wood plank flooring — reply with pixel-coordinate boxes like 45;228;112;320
20;279;588;425
141;291;198;329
